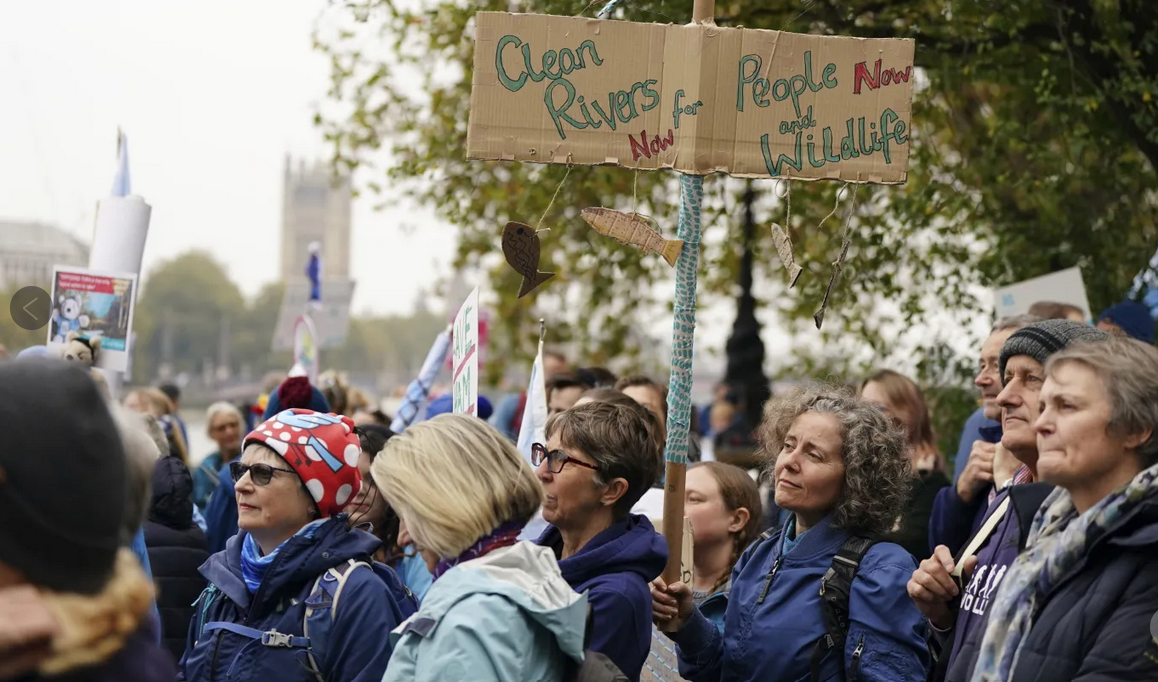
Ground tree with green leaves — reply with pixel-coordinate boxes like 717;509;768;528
133;251;249;381
315;0;1157;391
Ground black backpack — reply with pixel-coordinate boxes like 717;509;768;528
753;528;878;682
567;604;629;682
810;535;878;682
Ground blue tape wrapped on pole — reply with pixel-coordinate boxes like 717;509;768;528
660;173;703;585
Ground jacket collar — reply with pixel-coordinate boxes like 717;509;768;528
199;517;381;617
777;515;847;563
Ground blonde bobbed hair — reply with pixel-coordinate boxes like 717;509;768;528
371;414;543;559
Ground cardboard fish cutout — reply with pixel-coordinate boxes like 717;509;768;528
770;223;803;287
581;208;684;267
502;222;554;298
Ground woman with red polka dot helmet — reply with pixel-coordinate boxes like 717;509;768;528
177;409;415;682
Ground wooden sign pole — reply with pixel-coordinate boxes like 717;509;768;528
660;0;714;588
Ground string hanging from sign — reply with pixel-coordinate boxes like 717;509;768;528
814;175;862;329
632;170;640;215
774;175;793;232
781;0;817;31
536;165;573;231
815;181;852;234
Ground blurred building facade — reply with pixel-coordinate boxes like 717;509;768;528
279;156;352;282
0;221;89;290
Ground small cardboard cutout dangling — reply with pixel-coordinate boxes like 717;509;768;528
502;222;555;298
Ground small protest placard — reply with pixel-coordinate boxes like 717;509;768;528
468;13;915;183
994;267;1091;320
49;266;138;372
452;287;481;415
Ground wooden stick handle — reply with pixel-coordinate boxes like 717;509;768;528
661;460;687;585
692;0;715;23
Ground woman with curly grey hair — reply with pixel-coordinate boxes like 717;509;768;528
652;383;931;682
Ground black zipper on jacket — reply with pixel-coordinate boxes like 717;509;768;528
756;556;782;604
209;631;224;682
849;634;865;681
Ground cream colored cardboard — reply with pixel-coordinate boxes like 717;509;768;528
468;12;915;183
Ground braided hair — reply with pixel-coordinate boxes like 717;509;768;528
691;461;763;597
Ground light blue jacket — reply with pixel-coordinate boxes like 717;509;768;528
384;541;588;682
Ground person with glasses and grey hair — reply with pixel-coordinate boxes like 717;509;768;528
177;409;408;682
533;400;668;682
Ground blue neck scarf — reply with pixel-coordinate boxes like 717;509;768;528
781;516;809;556
240;519;327;593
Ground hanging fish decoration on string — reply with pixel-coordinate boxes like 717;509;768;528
502;222;555;298
770;223;803;287
580;208;684;267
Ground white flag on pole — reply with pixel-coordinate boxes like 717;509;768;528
517;339;550;541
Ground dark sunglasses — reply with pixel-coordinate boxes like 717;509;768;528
531;442;600;474
230;461;296;486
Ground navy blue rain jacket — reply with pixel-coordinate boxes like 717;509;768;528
538;514;668;682
177;518;407;682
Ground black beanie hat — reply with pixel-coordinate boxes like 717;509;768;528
0;359;127;595
999;319;1111;383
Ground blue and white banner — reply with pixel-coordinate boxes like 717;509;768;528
391;327;452;433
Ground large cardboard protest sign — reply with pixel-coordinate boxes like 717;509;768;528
467;13;916;183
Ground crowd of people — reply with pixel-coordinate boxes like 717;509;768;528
1;298;1157;682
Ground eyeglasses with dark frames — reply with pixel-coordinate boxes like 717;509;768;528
230;461;296;486
531;442;600;474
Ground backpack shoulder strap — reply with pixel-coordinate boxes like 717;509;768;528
305;559;373;624
192;585;219;643
810;534;878;682
300;559;373;682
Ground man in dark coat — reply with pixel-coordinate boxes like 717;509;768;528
144;456;210;660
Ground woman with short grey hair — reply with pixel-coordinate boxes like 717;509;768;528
191;402;244;510
653;383;930;682
953;337;1158;682
534;400;668;681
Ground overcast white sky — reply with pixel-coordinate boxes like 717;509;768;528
0;0;452;317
